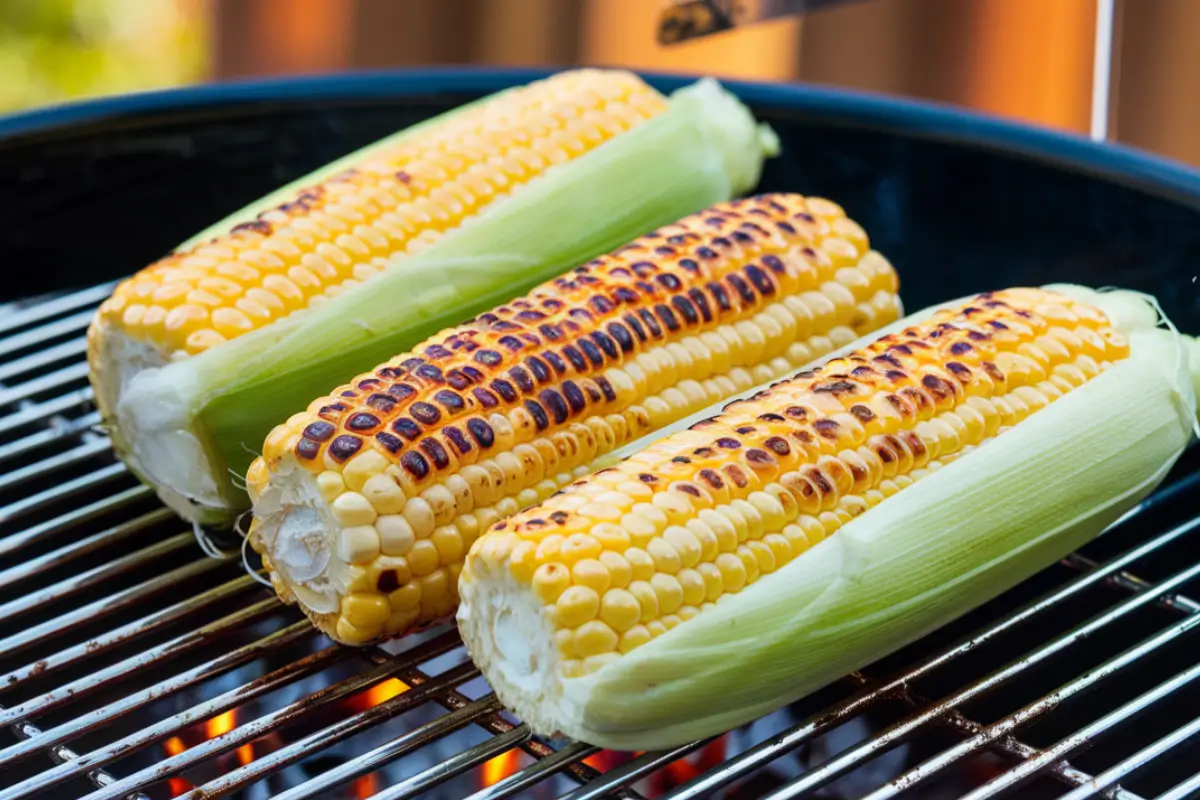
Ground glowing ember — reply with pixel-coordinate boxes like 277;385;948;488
479;748;522;787
347;678;409;713
204;709;254;766
352;772;379;799
163;736;193;796
652;737;727;792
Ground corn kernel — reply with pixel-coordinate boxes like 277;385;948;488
556;585;601;628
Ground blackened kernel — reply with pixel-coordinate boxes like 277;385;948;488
693;447;715;458
885;370;909;382
376;570;400;593
434;390;465;413
400;450;430;480
656;273;683;291
988;320;1009;330
762;254;784;273
687;288;712;322
420;439;450;470
392;418;423;441
676;483;701;496
850;404;876;423
716;437;741;449
357;378;382;391
735;426;756;435
526;356;552;384
946;362;972;380
810;470;833;495
400;357;426;371
491;320;521;332
671;456;691;464
410;402;441;425
745;264;775;295
967;331;990;341
562;381;586;413
712;236;733;249
792;429;815;444
613;287;639;304
461;366;485;383
296;439;321;459
891;344;913;356
498;335;524;352
723;464;750;488
549;511;570;524
696;246;719;259
678;257;700;273
671;295;699;326
387;383;416;400
591;331;620;360
922;374;954;400
590;295;616;314
328;435;363;462
635;280;657;297
579;339;605;367
982;361;1005;381
377;367;402;379
424;345;453;360
375;432;404;454
516;309;546;322
303;421;336;441
509;366;535;394
727;274;756;305
746;449;776;467
539;389;569;424
595;376;617;403
814;380;859;395
733;231;753;243
525;399;550;431
444;426;472;455
698;468;724;489
630;260;657;277
784;406;808;420
415;364;444;383
638;473;659;484
538;324;562;342
814;418;841;439
950;341;973;355
638;308;663;338
544;352;568;374
346;413;381;431
473;387;499;408
757;412;786;422
366;393;397;413
340;390;358;398
583;382;602;403
491;379;518;402
764;436;790;456
850;366;878;379
466;418;495;448
654;304;680;332
607;322;635;353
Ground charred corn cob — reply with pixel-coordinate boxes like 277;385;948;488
247;193;902;645
458;284;1198;750
88;70;777;525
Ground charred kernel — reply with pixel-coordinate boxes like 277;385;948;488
375;432;404;454
623;314;647;342
415;364;444;383
584;383;602;403
758;413;786;422
540;389;570;424
607;322;635;353
678;257;700;273
735;426;756;435
400;358;425;371
461;366;484;383
709;282;732;312
814;419;841;439
728;275;756;305
410;403;441;425
526;357;552;384
638;308;663;338
563;381;587;413
688;288;712;322
698;469;724;489
492;320;521;332
498;336;524;352
921;374;954;400
762;254;784;273
676;483;700;496
391;418;423;441
638;473;659;484
671;296;699;326
723;464;750;488
810;471;833;495
357;378;382;391
630;261;657;277
850;366;877;379
982;361;1005;381
946;362;972;380
563;345;588;372
816;380;860;395
785;406;808;420
420;438;450;470
550;511;570;524
296;439;321;459
516;309;546;322
444;427;472;455
376;569;401;593
950;342;973;355
472;387;499;409
591;331;619;360
525;399;550;431
745;265;775;295
764;436;790;456
467;418;495;448
340;391;358;398
446;370;472;390
387;383;416;401
885;370;909;382
613;287;639;304
746;449;776;467
989;320;1009;330
693;447;715;458
875;353;903;369
424;345;453;360
539;324;562;342
793;429;815;444
850;404;876;423
967;331;990;341
579;340;605;367
347;413;381;431
716;437;741;450
304;421;336;441
696;246;719;259
655;304;680;333
328;435;363;462
713;236;733;249
510;367;535;393
365;394;397;413
595;376;617;403
491;379;517;403
656;273;683;291
592;295;617;314
545;352;568;374
400;450;429;480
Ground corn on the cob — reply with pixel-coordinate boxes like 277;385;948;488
457;284;1198;750
247;193;902;645
88;70;777;525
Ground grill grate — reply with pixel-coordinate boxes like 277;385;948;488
1;284;1198;800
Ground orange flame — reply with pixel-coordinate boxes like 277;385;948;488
163;736;193;796
352;772;379;799
480;748;522;788
652;737;727;792
205;709;254;766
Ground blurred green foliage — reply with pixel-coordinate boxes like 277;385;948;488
0;0;208;113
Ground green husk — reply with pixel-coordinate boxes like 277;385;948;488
114;77;777;524
539;287;1197;750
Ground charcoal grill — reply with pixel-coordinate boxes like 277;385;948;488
1;69;1199;800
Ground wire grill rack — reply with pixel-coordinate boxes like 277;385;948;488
1;283;1199;800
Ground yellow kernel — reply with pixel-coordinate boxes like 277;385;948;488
628;580;660;622
341;592;390;629
561;533;603;564
685;519;720;561
698;509;739;552
583;653;620;674
316;471;346;503
661;614;682;631
730;499;766;541
618;624;651;653
598;550;632;588
430;526;464;564
620;512;660;547
532;563;572;604
377;515;415;556
560;659;585;678
408;540;440;577
646;619;668;638
389;581;421;611
763;533;793;567
556;585;601;628
677;568;706;606
574;620;619;657
535;534;564;562
402;497;436;539
624;547;655;581
717;506;750;544
748;540;777;574
652;491;694;524
338;525;380;564
715;552;747;592
599;588;642;632
577;502;622;522
335;617;378;645
646;538;682;574
361;473;406;515
748;491;788;533
590;522;631;551
650;573;684;614
418;569;449;613
628;503;669;534
342;449;391;493
553;628;578;658
662;526;703;568
697;562;724;601
421;485;458;526
330;492;378;527
571;558;612;594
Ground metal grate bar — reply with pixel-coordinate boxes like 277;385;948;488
0;621;315;770
1156;770;1200;800
367;725;532;800
0;596;277;728
0;308;94;358
0;361;90;408
860;611;1200;799
0;574;257;690
0;410;102;468
0;284;116;336
0;641;354;800
0;530;193;621
77;632;465;800
272;694;505;800
1055;715;1200;800
963;660;1200;800
0;483;151;559
462;741;599;800
0;338;88;383
0;387;93;439
0;553;230;658
0;436;111;493
562;741;715;800
0;461;129;528
184;661;481;799
660;515;1200;800
4;711;150;800
0;508;173;592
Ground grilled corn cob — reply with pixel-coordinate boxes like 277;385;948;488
247;193;902;645
458;284;1198;750
88;70;777;525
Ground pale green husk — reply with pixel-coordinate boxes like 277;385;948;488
517;286;1199;750
112;77;776;525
